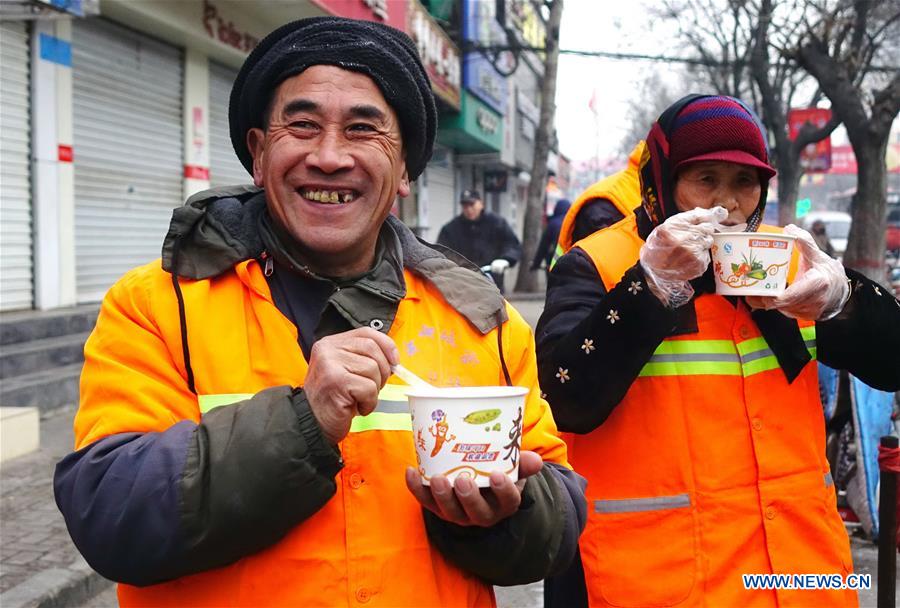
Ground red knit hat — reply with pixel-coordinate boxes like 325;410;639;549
669;97;776;178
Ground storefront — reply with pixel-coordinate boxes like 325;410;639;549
418;145;456;242
0;20;33;310
3;0;439;310
408;0;461;241
71;18;185;302
438;89;504;218
208;60;247;187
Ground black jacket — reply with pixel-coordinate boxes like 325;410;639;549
437;210;522;268
531;200;572;270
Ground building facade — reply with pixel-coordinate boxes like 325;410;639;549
0;0;553;312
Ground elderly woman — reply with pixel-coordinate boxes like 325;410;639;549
537;94;900;607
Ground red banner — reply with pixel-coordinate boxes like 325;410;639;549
184;165;210;180
57;144;73;163
788;108;832;172
311;0;406;32
828;144;900;174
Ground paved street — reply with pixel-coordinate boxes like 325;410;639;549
0;407;112;607
0;294;888;607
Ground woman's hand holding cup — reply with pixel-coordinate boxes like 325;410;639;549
639;206;728;308
744;224;850;320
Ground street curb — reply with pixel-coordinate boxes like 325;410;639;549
0;557;112;608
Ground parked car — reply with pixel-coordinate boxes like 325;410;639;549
886;205;900;253
801;211;852;258
889;257;900;298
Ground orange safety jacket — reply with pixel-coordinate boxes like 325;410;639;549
74;258;569;607
568;215;856;607
550;141;644;268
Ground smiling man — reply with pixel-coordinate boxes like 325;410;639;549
53;17;586;608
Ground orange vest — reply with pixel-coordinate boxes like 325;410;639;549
567;215;856;607
75;259;569;607
550;141;644;268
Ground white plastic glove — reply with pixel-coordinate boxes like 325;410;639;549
490;258;510;275
745;224;850;321
639;206;728;308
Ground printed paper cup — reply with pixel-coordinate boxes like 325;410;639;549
711;232;795;296
407;386;527;487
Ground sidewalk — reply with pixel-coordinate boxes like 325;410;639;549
0;406;112;608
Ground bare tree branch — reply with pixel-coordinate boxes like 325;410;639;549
792;111;841;151
791;0;899;280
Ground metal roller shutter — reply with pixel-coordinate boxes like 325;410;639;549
208;60;249;187
422;146;455;243
0;21;33;311
72;18;183;303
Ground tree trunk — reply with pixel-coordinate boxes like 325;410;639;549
843;134;889;283
514;0;563;294
776;157;801;227
793;35;899;283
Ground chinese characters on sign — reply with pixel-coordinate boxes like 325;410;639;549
361;0;388;21
476;106;499;135
788;108;832;173
503;0;546;49
202;0;259;54
408;0;461;110
462;0;510;114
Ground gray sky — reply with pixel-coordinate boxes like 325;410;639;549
552;0;873;164
555;0;675;162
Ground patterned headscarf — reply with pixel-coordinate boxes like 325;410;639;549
639;94;775;232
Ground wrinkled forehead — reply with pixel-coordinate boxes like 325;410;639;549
270;66;398;121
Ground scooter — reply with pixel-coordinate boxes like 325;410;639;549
480;264;509;294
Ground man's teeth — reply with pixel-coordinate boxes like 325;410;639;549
302;190;355;204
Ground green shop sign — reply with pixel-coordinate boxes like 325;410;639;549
438;90;503;153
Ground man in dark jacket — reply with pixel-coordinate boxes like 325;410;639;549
531;199;572;272
437;190;522;292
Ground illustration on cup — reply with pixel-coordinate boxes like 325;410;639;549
429;409;456;457
713;243;789;290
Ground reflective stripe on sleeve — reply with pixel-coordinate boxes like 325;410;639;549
595;493;691;513
350;383;412;433
548;243;565;270
198;393;254;414
198;384;412;433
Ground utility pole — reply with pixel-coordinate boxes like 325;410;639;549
515;0;563;293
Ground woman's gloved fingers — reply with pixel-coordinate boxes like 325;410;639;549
784;224;826;268
772;276;821;319
781;223;849;320
677;205;729;226
639;207;726;308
